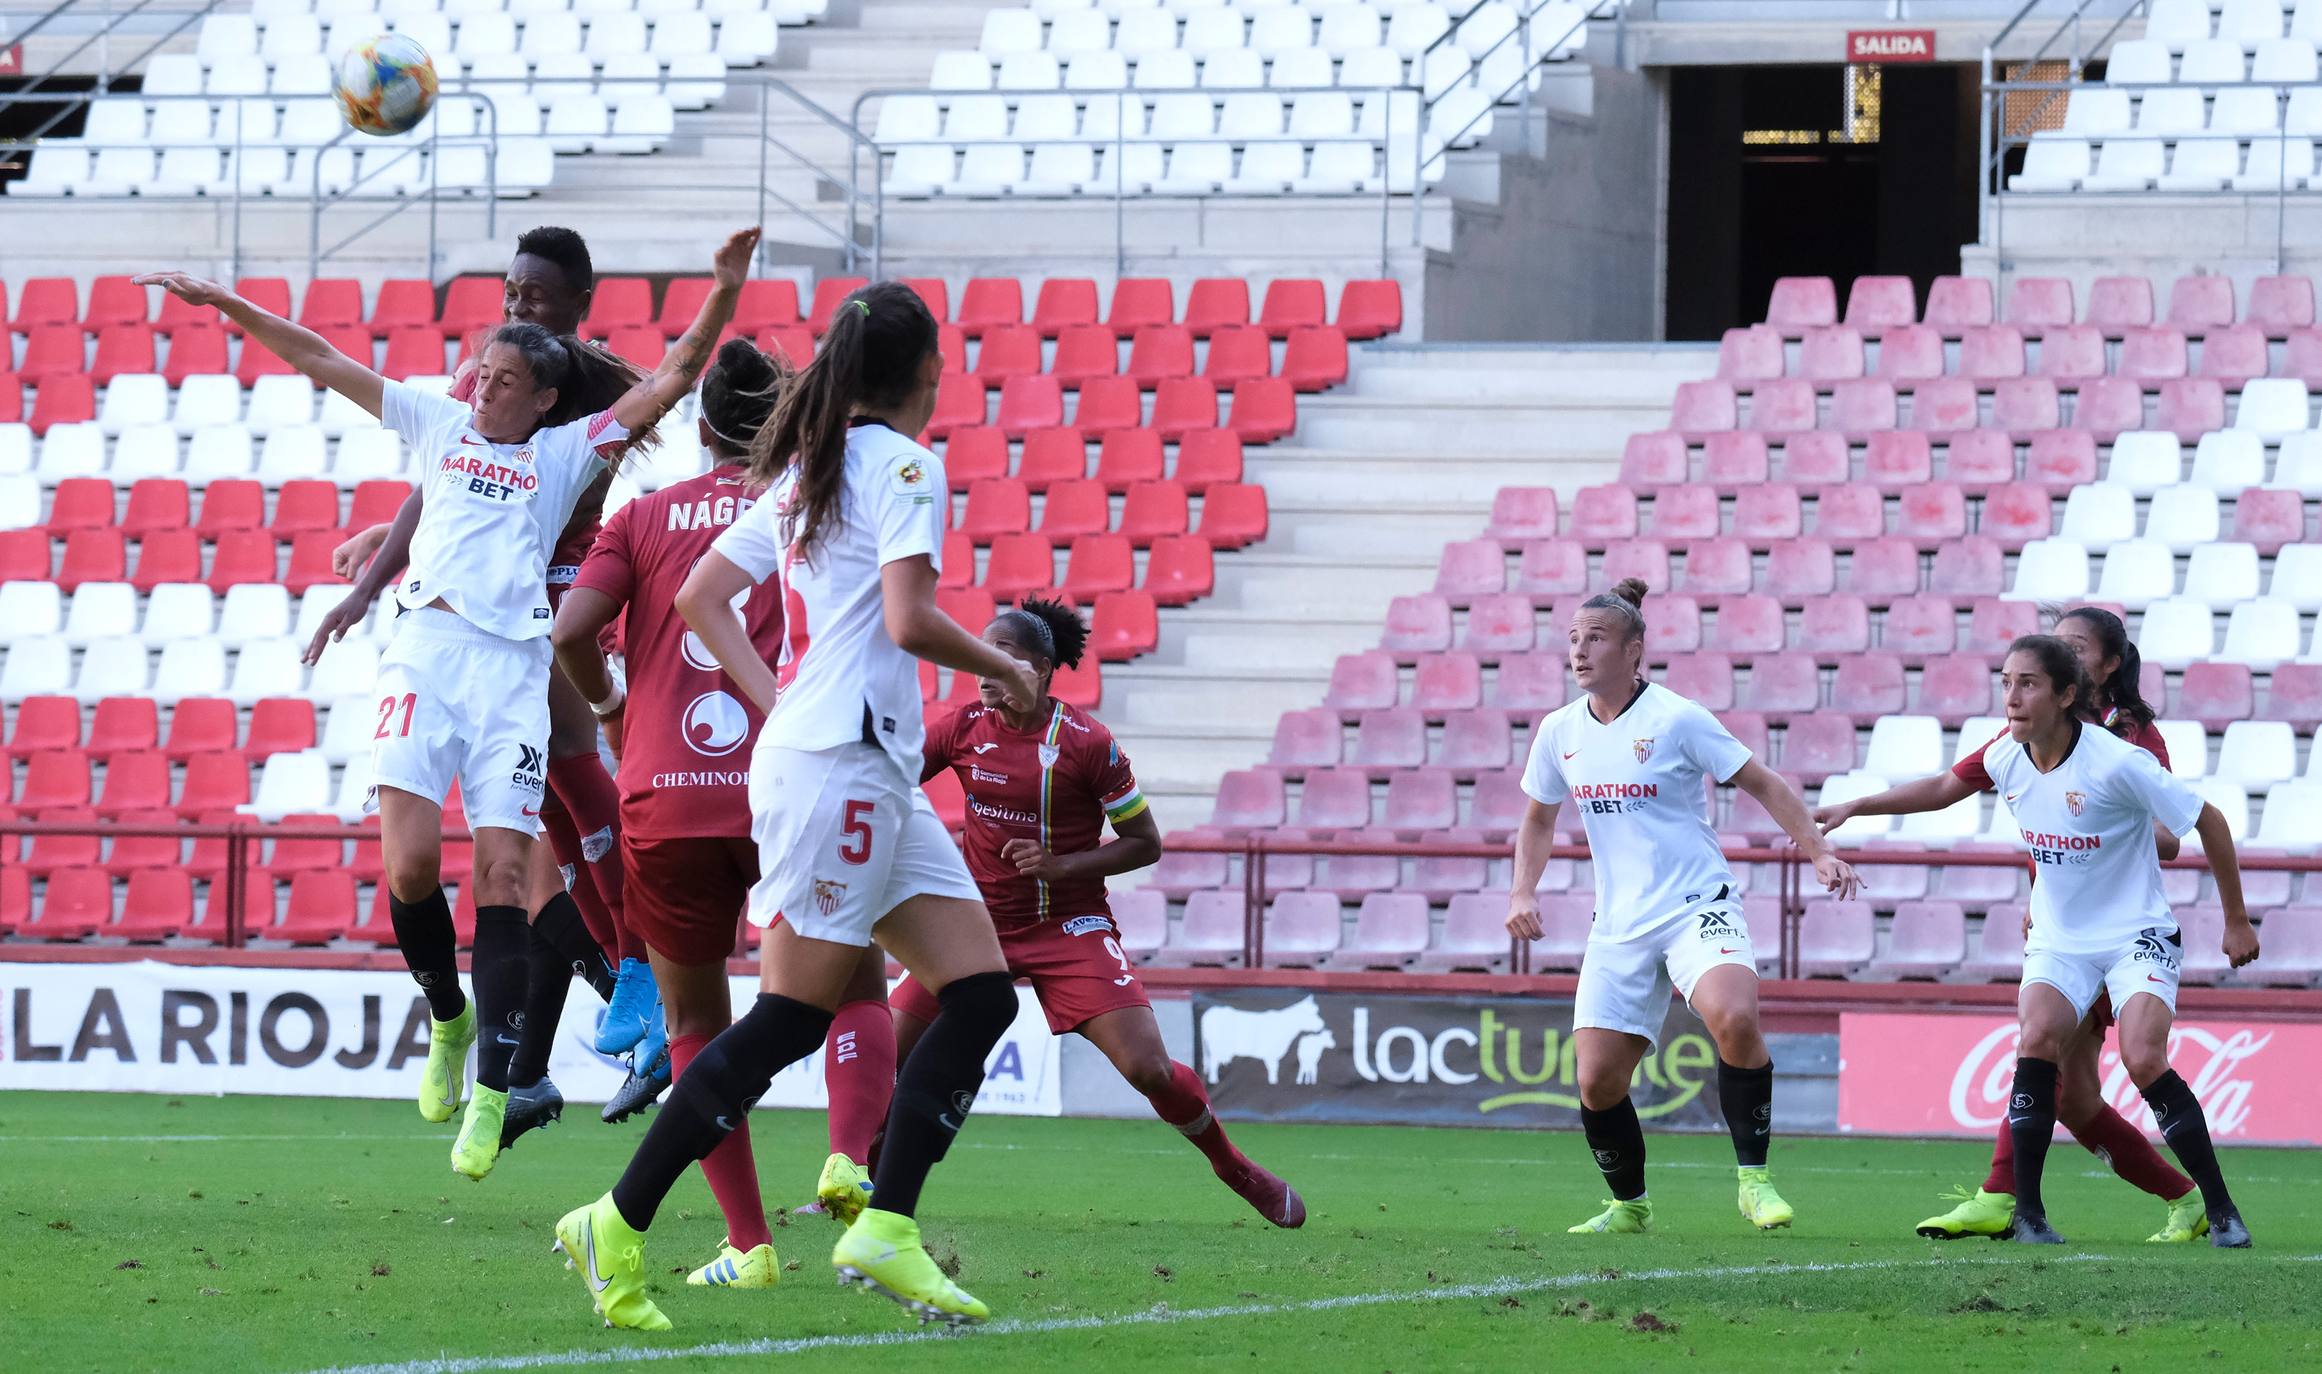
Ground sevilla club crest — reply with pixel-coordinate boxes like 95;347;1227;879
2064;790;2086;818
1632;737;1655;764
813;878;847;916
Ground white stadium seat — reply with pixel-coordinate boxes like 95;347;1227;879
1200;49;1265;88
2141;484;2220;553
605;94;676;153
246;750;335;821
2189;430;2267;494
38;424;107;482
174;377;243;433
1151;140;1232;193
1182;8;1247;56
186;425;259;480
950;142;1027;194
0;581;64;638
2182;541;2262;608
247;375;317;435
1;635;75;699
2235;379;2313;441
546;93;612;152
98;376;171;436
218;584;294;647
979;7;1046;56
1049;9;1114;55
930;49;996;89
307;638;382;700
111;424;184;483
2104;431;2182;494
2216;720;2299;791
1250;6;1314;56
2219;596;2301;667
2148;0;2216;50
1133;49;1198;87
143;584;217;645
2009;137;2088;191
2058;482;2137;545
77;636;156;703
2080;136;2164;192
2008;537;2090;600
885;144;958;196
2139;597;2220;668
2094;538;2177;609
1224;139;1304;191
1020;140;1096;193
1864;715;1944;779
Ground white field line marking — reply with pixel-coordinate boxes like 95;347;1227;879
294;1252;2322;1374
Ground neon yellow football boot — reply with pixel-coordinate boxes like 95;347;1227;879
418;1003;476;1124
1568;1197;1653;1234
451;1083;506;1181
1916;1185;2016;1240
553;1193;671;1331
687;1242;780;1288
832;1208;989;1326
2147;1192;2210;1244
1737;1166;1795;1230
816;1152;874;1226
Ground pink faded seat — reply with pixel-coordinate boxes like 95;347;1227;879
1602;538;1670;591
2118;326;2189;382
1845;275;1918;332
1514;539;1589;596
1870;901;1969;980
1765;537;1836;598
1303;834;1397;904
1648;485;1722;541
1111;888;1167;959
1963;903;2028;982
1382;594;1454;655
1642;594;1705;656
1722;775;1802;841
2071;376;2145;442
2004;276;2075;335
1569;484;1640;541
1296;767;1375;830
1910;377;1981;438
2023;430;2099;492
1876;326;1946;384
1797;595;1872;655
1717;325;1786;385
1466;768;1529;836
1420;893;1514;972
1325;650;1399;712
1263;891;1343;967
1527;893;1598;973
1778;431;1850;485
2284;328;2322;386
2249;275;2316;337
2196;323;2270;386
1484;486;1560;541
1799;325;1865;382
1978;482;2055;548
1928;534;2006;596
1678;537;1753;597
1490;652;1569;713
1993;378;2061;436
2168;275;2237;333
1437;708;1513;774
1147;846;1230;900
1619;430;1689;485
1918;653;1997;724
1705;593;1785;654
2179;907;2231;986
1671;380;1739;437
1798;899;1875;977
1662;652;1738;711
1939;429;2013;489
1745;378;1818;437
1412;652;1483;714
1882;594;1959;659
1340;892;1430;969
1352;707;1428;770
1733;482;1804;543
2034;324;2106;381
1381;768;1457;833
1736;652;1820;719
1924;275;1995;335
2155;377;2226;442
1767;276;1837;333
2265;663;2322;731
1828;378;1897;437
1896;482;1968;547
1809;484;1884;542
2087;275;2155;333
1211;768;1288;830
1966;597;2040;655
2248;909;2322;987
1702;432;1771;487
1433;538;1507;600
1846;537;1923;603
2231;487;2305;554
1461;593;1538;656
2176;661;2254;730
1958;324;2026;385
1269;708;1345;768
1828;652;1906;724
1167;890;1248;967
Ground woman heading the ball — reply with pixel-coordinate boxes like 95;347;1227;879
136;223;759;1183
1506;579;1858;1236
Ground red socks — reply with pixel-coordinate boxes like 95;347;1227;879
545;754;641;963
535;798;621;969
824;999;896;1164
1148;1060;1249;1176
668;1032;773;1252
1984;1104;2194;1201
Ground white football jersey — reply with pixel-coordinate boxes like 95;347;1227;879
383;380;623;640
1972;722;2205;956
713;422;946;779
1520;681;1753;941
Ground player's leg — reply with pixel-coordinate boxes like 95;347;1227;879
1570;1027;1654;1233
1686;962;1792;1230
449;823;535;1180
1078;1002;1306;1227
2114;973;2249;1247
378;784;472;1123
814;946;895;1222
543;666;651;1055
500;835;615;1149
2004;969;2089;1243
2052;1008;2201;1238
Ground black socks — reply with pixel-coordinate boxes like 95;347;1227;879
610;992;834;1233
2007;1057;2060;1216
871;971;1017;1218
470;905;530;1093
387;887;465;1022
2142;1070;2236;1216
1718;1058;1776;1169
1579;1096;1648;1201
509;893;616;1088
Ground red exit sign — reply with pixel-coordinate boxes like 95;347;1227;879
1848;29;1936;62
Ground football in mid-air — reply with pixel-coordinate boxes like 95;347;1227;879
333;33;438;136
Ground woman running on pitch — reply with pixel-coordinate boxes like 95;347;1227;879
1506;579;1859;1236
883;597;1302;1225
138;223;758;1184
1818;606;2208;1244
553;282;1036;1332
1823;634;2257;1246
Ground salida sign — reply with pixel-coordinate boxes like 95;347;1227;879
1195;990;1725;1131
1847;29;1936;63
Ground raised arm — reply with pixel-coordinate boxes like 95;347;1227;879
137;273;384;416
1734;758;1861;898
609;226;761;436
880;555;1039;708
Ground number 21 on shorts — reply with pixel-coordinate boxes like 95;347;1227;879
374;691;417;739
838;799;875;865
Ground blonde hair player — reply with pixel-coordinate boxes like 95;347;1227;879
1506;578;1859;1236
136;224;760;1184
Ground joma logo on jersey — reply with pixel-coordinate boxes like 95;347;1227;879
2064;790;2086;817
1632;737;1655;763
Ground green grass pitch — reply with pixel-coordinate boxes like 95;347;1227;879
4;1091;2318;1372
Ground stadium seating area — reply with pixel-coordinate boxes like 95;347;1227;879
1137;270;2322;986
0;269;1403;946
6;0;812;199
875;0;1595;197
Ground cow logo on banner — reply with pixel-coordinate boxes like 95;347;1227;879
1194;991;1724;1132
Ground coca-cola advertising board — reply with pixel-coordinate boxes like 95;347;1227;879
1837;1012;2322;1145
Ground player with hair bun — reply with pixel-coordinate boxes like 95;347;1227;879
1507;579;1858;1236
868;597;1303;1226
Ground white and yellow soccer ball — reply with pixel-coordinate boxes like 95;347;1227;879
333;33;439;136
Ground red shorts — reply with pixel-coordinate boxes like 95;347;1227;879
891;912;1149;1035
623;833;756;966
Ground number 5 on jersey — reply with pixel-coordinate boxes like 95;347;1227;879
838;799;875;865
374;691;417;739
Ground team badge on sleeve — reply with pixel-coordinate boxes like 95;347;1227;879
894;458;927;491
2064;790;2086;817
1632;737;1655;763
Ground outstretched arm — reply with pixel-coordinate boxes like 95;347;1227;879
609;226;761;436
137;273;384;416
1813;770;1977;833
1734;758;1861;898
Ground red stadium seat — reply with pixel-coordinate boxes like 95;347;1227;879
2231;487;2305;555
286;531;346;594
972;324;1043;382
2155;377;2225;443
1126;324;1195;387
1089;590;1158;661
1202;325;1272;386
1381;593;1454;655
936;586;996;629
1745;378;1816;436
1094;428;1164;491
1620;430;1689;485
1258;279;1326;338
1663;652;1737;711
274;869;355;944
158;323;227;386
1733;482;1804;542
85;275;149;329
21;749;94;810
1780;713;1857;782
58;529;125;592
938;533;975;590
119;478;190;538
1038;478;1109;541
1484;486;1559;541
1281;326;1346;391
2004;276;2074;335
807;277;871;336
602;326;661;372
959;478;1031;542
1883;594;1958;658
290;278;361;334
732;278;802;335
1071;376;1144;436
11;696;82;753
1144;533;1213;605
116;868;194;942
347;479;413;533
928;374;990;439
207;530;279;592
247;697;318;756
2249;275;2315;336
2118;326;2188;382
1829;652;1905;723
25;805;101;876
1648;484;1720;541
1049;324;1119;387
0;369;18;425
1413;652;1483;714
2167;274;2236;332
195;478;265;537
1670;379;1738;437
983;532;1055;599
164;697;238;762
1568;484;1638;541
956;277;1023;337
1764;537;1836;599
1965;598;2038;655
19;324;85;383
2195;324;2269;386
1031;278;1099;338
943;427;1009;489
45;477;114;533
270;479;341;535
1154;377;1221;440
1797;595;1871;655
2086;275;2154;334
1717;325;1784;385
95;750;171;818
12;277;77;331
1195;482;1265;549
1184;278;1250;338
1325;650;1399;713
579;277;653;340
2034;324;2106;381
265;811;345;878
1766;276;1836;334
993;375;1060;438
1120;480;1189;545
1924;275;1994;334
29;866;109;940
755;325;814;367
1107;278;1175;334
1799;325;1864;383
0;529;52;582
90;324;155;385
1735;652;1820;718
1845;275;1917;332
1017;427;1088;490
1335;279;1401;340
899;277;950;322
1777;431;1849;485
370;278;437;333
176;751;251;818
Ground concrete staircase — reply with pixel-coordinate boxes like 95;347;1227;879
1106;340;1713;826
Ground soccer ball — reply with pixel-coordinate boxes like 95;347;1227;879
333;34;438;137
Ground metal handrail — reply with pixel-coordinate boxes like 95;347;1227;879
0;0;225;144
308;91;502;280
1410;0;1612;242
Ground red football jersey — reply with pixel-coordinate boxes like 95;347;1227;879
923;700;1149;926
571;463;781;839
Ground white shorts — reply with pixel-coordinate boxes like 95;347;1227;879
2025;927;2183;1021
369;607;552;836
1573;893;1756;1046
745;740;980;947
